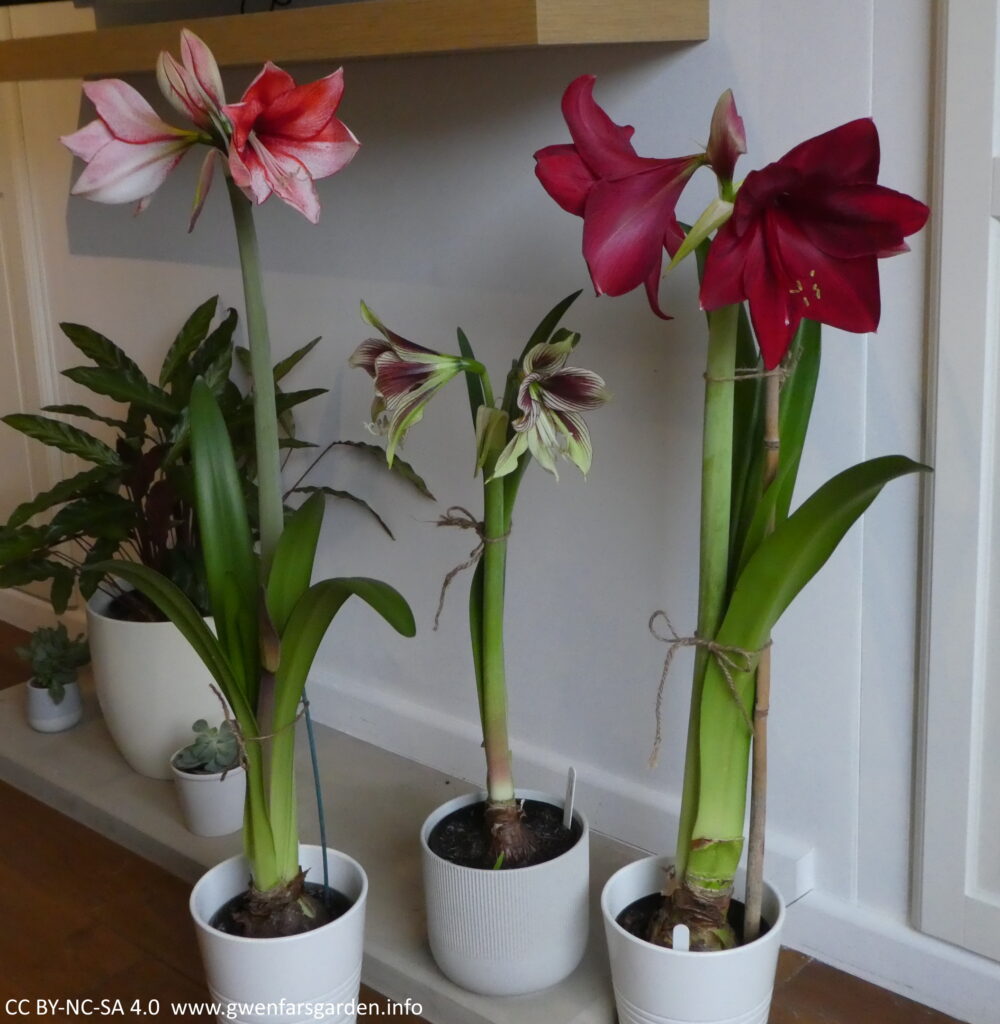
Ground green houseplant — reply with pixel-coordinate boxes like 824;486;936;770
17;623;89;733
59;30;415;1014
170;718;247;837
535;78;929;1021
351;295;607;993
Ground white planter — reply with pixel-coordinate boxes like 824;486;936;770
87;590;224;780
601;855;786;1024
170;754;246;837
420;788;589;996
190;845;367;1024
26;679;83;733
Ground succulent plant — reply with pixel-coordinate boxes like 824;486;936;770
15;623;89;705
172;718;241;775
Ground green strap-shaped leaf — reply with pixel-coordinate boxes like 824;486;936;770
60;322;144;378
291;485;393;540
189;378;260;704
6;465;118;528
62;366;178;418
1;414;120;467
457;328;486;428
87;558;254;725
273;337;321;382
159;297;219;386
692;454;930;849
773;320;820;524
266;491;324;634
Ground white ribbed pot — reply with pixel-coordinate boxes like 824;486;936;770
420;788;589;996
87;590;223;780
601;855;786;1024
190;845;367;1024
170;753;246;837
26;679;83;733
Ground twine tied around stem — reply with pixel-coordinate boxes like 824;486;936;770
704;344;803;385
432;505;511;630
646;611;770;769
209;683;307;772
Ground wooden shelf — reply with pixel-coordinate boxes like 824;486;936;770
0;0;708;82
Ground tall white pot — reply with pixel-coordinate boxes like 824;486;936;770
190;845;367;1024
420;788;589;996
87;590;223;780
601;855;786;1024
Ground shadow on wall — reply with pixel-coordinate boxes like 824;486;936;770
61;43;695;289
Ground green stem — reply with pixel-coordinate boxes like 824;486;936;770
227;179;284;578
675;303;739;878
481;473;514;803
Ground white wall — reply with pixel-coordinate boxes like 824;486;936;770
7;0;1000;1020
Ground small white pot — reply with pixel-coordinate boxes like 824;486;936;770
170;754;246;838
601;855;786;1024
26;679;83;733
87;590;224;780
190;845;367;1024
420;788;589;996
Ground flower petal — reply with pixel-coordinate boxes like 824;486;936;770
82;79;181;143
61;119;112;161
256;68;346;140
180;29;226;113
349;337;392;376
71;135;193;204
540;366;610;412
188;147;218;232
779;118;880;186
534;143;596;216
706;89;746;183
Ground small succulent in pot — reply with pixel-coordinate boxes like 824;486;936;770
16;624;90;705
172;719;241;776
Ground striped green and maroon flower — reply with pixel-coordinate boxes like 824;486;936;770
350;304;481;464
493;337;609;479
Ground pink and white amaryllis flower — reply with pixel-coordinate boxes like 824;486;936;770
492;337;609;480
700;118;930;368
61;79;200;209
534;75;704;317
156;28;227;134
350;305;475;464
223;63;359;223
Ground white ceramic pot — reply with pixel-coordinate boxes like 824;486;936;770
26;679;83;733
170;754;246;837
601;855;786;1024
87;590;224;780
420;788;589;996
190;845;367;1024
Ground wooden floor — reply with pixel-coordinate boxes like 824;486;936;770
0;620;966;1023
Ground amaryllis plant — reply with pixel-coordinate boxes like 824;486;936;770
537;77;929;949
62;31;415;937
352;297;608;863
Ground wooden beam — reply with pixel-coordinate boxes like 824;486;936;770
0;0;708;82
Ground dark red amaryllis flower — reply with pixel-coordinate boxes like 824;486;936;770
700;118;929;368
534;76;704;317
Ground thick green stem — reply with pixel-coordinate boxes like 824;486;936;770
481;474;514;803
675;303;739;879
227;179;284;578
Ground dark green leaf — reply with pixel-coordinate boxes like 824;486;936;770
0;557;62;589
330;440;435;500
1;414;120;467
0;525;50;564
60;322;144;378
47;494;135;543
273;337;321;382
41;404;129;432
50;565;75;615
292;485;393;539
6;465;118;528
515;290;582;365
191;307;237;383
159;296;219;386
457;328;486;428
62;366;178;417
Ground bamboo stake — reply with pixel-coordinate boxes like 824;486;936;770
743;369;781;941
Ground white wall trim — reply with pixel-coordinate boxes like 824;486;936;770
305;667;816;904
785;888;1000;1024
